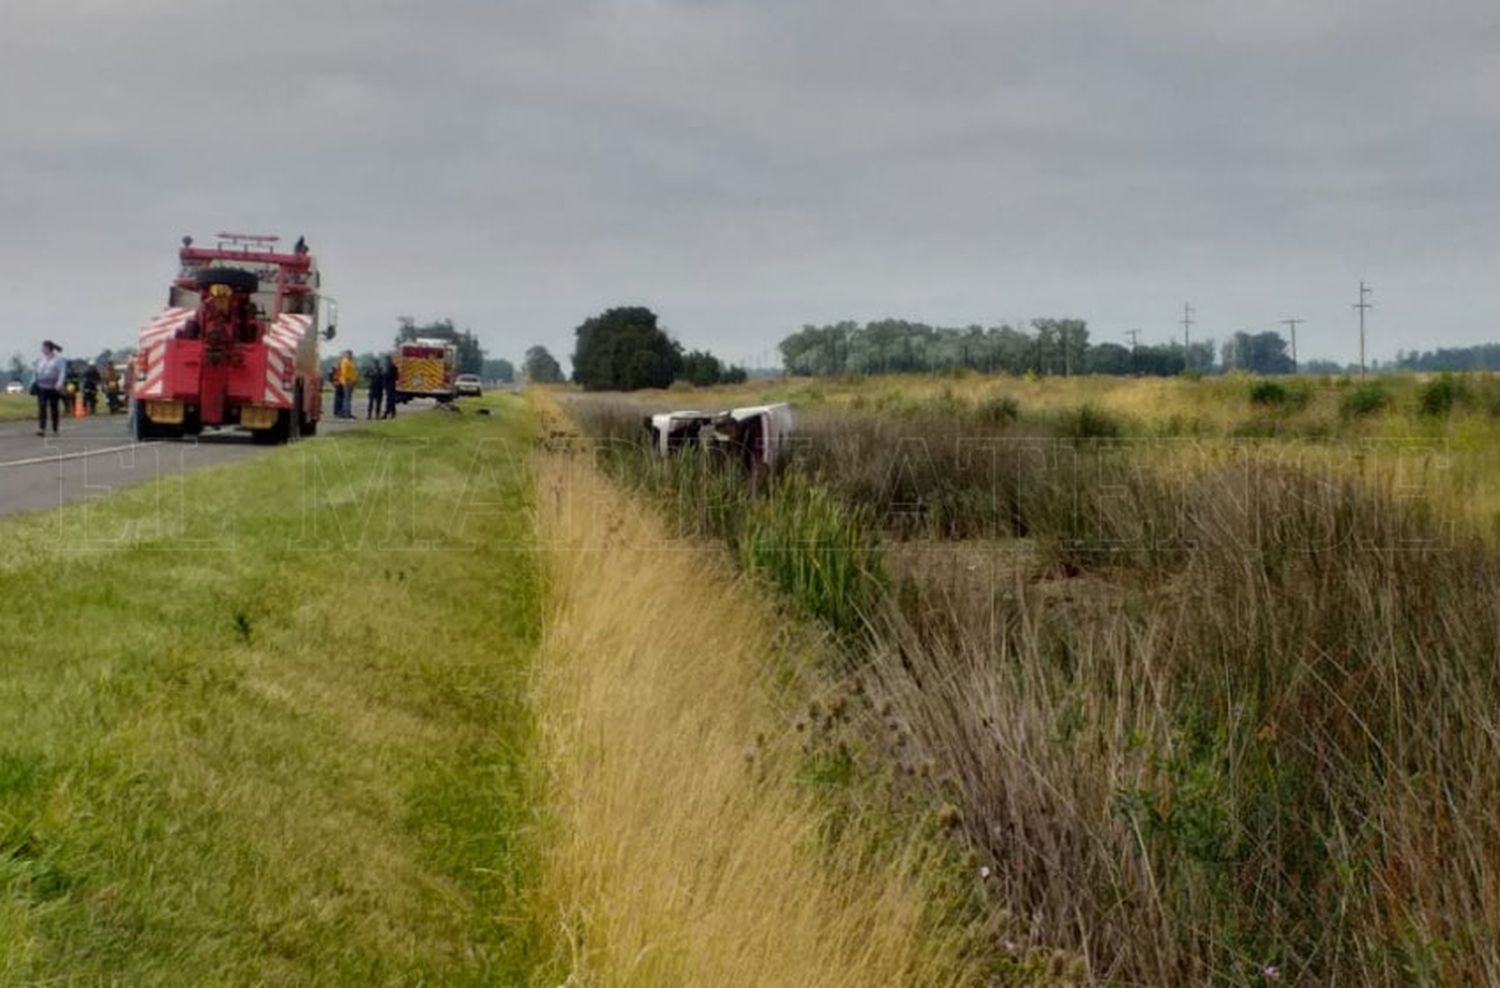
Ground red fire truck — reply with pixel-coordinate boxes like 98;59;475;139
132;233;336;443
393;338;459;404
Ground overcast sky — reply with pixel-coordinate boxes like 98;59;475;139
3;0;1498;368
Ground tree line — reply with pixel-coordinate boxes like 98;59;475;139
774;319;1500;378
1394;343;1500;373
777;319;1223;377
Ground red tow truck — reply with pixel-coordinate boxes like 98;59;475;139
132;233;336;443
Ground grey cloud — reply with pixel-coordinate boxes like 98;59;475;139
2;0;1498;366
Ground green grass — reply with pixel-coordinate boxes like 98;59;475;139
736;474;886;638
0;396;542;984
0;394;34;423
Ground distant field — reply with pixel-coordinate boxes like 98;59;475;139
625;370;1500;539
633;367;1500;436
0;396;543;983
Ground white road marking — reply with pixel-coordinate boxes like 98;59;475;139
0;442;159;469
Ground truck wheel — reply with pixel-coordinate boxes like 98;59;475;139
286;386;301;444
132;401;156;441
296;384;318;436
253;408;294;445
195;267;259;293
134;403;182;440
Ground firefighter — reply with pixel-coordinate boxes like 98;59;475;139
82;363;101;415
382;355;399;418
365;360;385;420
101;361;123;414
336;350;358;418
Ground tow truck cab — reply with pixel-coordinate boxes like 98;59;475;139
132;233;336;443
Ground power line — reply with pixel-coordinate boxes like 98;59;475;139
1125;328;1141;351
1281;318;1303;374
1354;281;1374;380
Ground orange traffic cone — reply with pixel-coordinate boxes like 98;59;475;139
74;390;85;418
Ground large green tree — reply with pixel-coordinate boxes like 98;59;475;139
523;345;564;383
570;306;683;391
1222;331;1295;374
680;349;724;387
481;358;515;383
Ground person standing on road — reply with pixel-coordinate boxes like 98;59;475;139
382;355;400;418
32;340;67;437
83;363;101;415
365;360;385;420
337;350;358;419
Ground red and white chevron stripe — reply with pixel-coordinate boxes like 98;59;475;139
134;307;192;398
132;308;314;406
263;314;311;405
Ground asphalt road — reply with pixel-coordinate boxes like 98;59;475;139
0;406;412;518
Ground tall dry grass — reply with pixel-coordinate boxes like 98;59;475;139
527;411;992;986
566;391;1500;986
866;466;1500;985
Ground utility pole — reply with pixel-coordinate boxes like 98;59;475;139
1125;329;1142;375
1281;318;1303;373
1354;281;1373;380
1180;303;1196;369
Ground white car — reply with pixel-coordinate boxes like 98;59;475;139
4;380;23;395
455;373;483;397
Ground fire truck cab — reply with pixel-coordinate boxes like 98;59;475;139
393;338;459;404
132;233;336;443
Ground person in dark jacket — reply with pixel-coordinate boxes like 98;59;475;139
382;356;400;418
82;364;101;415
365;361;385;419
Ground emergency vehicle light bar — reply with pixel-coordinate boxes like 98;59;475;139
216;232;281;248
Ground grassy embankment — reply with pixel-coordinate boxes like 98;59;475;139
2;390;1011;987
570;382;1500;986
0;396;542;983
526;394;994;987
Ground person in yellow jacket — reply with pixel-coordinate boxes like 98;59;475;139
335;350;358;418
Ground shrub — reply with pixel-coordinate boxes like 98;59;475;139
1476;379;1500;417
1055;403;1124;440
924;386;964;417
1250;378;1313;412
975;394;1020;425
1417;375;1468;417
1339;382;1391;418
1248;380;1289;406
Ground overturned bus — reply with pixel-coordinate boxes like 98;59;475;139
643;402;793;470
